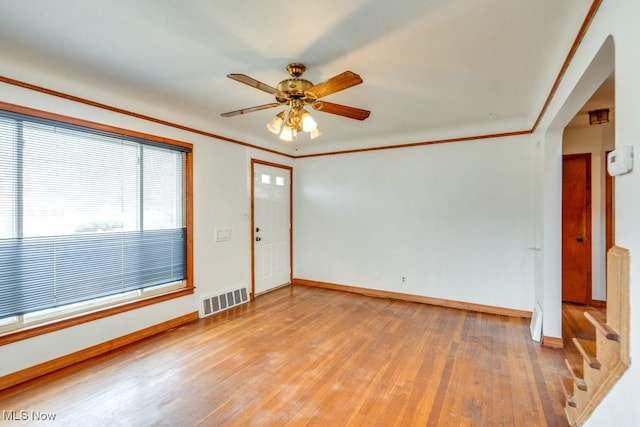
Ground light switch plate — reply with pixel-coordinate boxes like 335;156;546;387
215;227;232;242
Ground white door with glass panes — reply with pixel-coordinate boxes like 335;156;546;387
253;163;291;295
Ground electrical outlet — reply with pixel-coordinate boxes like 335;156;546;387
401;276;407;284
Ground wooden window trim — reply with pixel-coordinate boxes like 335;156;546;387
0;101;195;346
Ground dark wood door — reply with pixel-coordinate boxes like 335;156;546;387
605;151;614;251
562;154;592;304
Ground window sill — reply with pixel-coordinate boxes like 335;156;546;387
0;286;194;346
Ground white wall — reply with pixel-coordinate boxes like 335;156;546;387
294;134;536;312
0;81;292;377
534;0;640;424
534;21;615;343
2;2;639;422
192;139;293;301
587;1;640;423
563;124;615;302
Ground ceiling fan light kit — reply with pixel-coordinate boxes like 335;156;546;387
222;63;370;142
266;98;321;142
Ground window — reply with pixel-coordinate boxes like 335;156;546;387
0;108;192;338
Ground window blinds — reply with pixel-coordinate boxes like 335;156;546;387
0;110;189;319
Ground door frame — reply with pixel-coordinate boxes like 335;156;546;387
605;151;614;252
561;153;593;304
250;159;293;300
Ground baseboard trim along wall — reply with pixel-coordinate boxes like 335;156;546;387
293;278;532;318
0;311;199;391
542;336;564;349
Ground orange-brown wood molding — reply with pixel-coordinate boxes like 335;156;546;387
0;311;199;392
0;285;194;347
0;81;293;158
0;0;603;160
0;101;195;347
293;278;532;318
542;336;564;349
531;0;603;132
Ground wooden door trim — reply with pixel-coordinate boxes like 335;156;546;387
605;151;614;251
250;159;293;300
562;153;593;304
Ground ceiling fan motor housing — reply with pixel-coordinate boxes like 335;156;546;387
276;78;313;102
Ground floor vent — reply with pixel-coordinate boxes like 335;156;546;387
200;287;249;318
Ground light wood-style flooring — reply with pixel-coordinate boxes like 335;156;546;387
561;301;606;392
1;286;572;426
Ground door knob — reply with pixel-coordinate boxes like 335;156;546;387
576;236;584;242
256;237;261;241
256;227;260;232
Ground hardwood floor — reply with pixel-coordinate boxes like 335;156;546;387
0;286;570;426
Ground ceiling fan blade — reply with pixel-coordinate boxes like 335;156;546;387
227;73;288;98
312;101;370;121
221;103;282;117
305;71;363;99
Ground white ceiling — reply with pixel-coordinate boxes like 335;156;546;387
0;0;596;156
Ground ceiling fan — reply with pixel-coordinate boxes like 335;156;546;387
221;63;370;141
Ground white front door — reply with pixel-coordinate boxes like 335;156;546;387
253;162;291;296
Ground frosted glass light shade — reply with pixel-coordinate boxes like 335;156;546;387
279;125;294;141
266;111;285;134
310;127;322;139
301;110;317;132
